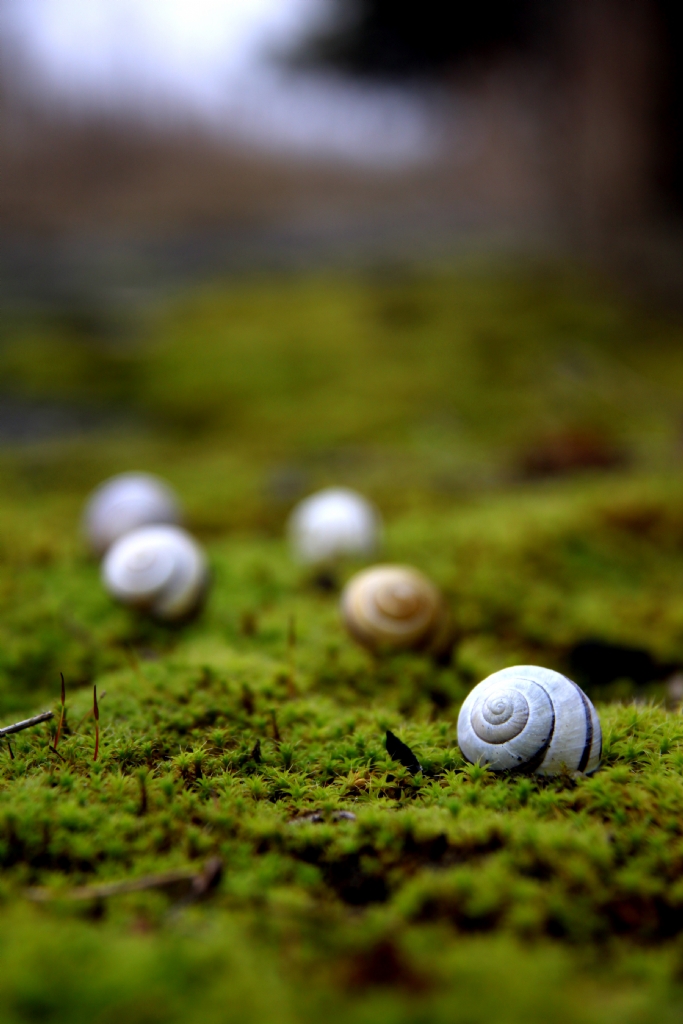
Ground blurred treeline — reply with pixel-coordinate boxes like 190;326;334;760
305;0;683;243
1;0;682;285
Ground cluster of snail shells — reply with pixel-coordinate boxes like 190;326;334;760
102;525;208;622
288;487;381;566
83;472;181;556
85;473;208;622
458;665;602;776
340;564;451;654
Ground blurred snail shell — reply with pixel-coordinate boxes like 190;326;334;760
288;487;380;565
102;525;208;621
341;564;449;653
458;665;601;776
83;472;181;555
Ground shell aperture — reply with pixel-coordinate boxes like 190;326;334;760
340;564;446;652
102;525;207;621
288;488;380;565
84;472;181;555
458;665;601;775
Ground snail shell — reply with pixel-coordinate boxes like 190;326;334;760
341;564;449;653
83;472;181;555
102;525;208;621
457;665;601;775
288;488;380;565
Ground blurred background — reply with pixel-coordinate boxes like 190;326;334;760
1;0;682;299
1;1;683;466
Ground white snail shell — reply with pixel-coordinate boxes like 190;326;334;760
83;472;181;555
458;665;602;775
341;564;448;653
288;488;380;565
102;525;208;621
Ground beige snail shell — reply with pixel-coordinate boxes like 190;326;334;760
83;472;181;555
101;525;208;621
288;487;381;565
340;564;450;653
457;665;602;776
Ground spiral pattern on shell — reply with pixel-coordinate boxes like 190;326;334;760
288;488;380;565
457;666;601;775
83;473;181;555
102;525;208;621
340;565;448;653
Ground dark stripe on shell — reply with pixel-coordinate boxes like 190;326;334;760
571;681;594;772
465;688;556;774
513;697;555;773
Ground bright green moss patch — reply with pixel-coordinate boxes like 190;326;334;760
3;265;683;1021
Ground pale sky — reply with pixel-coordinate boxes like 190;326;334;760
0;0;437;164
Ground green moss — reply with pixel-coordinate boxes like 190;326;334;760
3;264;683;1021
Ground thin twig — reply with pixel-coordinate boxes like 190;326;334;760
26;857;223;903
26;867;197;901
0;711;53;738
54;673;66;751
93;685;99;762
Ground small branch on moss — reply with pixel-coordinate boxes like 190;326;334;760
26;857;223;904
4;738;14;760
54;673;66;751
0;711;54;738
93;685;100;762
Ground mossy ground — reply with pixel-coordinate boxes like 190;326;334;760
3;265;683;1022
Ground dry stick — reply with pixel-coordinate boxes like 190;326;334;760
54;673;66;752
0;711;54;738
1;711;53;760
93;685;99;762
26;858;223;903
